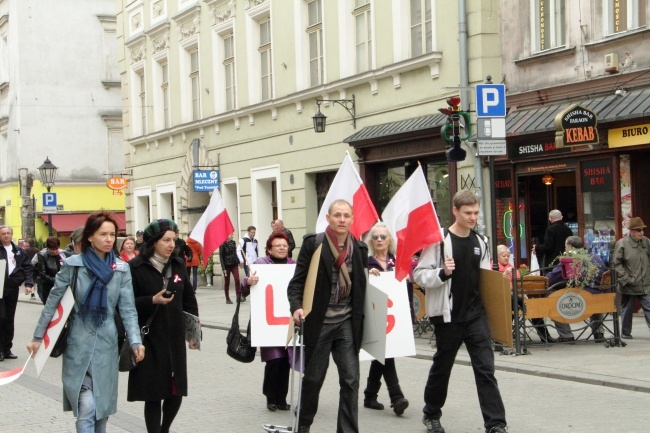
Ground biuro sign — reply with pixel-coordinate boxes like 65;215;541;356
554;104;599;148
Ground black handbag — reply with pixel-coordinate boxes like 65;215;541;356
50;267;79;358
226;295;256;363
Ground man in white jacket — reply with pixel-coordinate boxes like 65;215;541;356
414;190;508;433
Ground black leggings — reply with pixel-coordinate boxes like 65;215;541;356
144;396;183;433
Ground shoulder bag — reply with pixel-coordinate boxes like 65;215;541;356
226;294;256;363
50;267;79;358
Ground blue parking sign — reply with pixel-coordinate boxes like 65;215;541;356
43;192;57;207
475;83;506;117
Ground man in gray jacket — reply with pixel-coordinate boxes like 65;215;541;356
614;217;650;339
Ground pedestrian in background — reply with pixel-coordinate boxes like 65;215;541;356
23;238;39;300
26;211;144;432
241;232;294;412
1;225;35;361
273;219;296;258
119;236;138;262
238;226;258;277
36;236;70;304
614;217;650;339
127;219;199;433
362;222;409;416
219;233;241;304
533;209;573;272
186;236;203;293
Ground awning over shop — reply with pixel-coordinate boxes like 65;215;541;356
506;88;650;137
39;212;127;236
344;113;447;144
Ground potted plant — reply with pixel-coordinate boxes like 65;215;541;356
556;249;601;290
198;254;215;287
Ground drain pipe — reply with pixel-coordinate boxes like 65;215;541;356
458;0;486;235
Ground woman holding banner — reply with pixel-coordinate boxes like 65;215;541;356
241;232;295;412
27;211;144;433
363;222;409;416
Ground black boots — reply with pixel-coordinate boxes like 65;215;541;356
388;385;409;416
363;379;384;410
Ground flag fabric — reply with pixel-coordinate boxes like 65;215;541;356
0;357;30;386
189;187;235;267
316;153;379;238
381;165;443;281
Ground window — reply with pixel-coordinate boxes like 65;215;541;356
354;0;372;72
190;50;200;121
223;34;236;111
161;62;170;128
411;0;432;56
531;0;565;52
259;18;273;101
307;0;324;87
139;73;146;136
605;0;646;35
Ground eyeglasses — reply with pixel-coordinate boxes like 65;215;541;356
630;228;644;232
271;244;288;248
371;234;388;241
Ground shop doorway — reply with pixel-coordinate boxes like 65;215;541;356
518;170;577;265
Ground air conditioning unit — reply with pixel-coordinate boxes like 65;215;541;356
605;53;619;73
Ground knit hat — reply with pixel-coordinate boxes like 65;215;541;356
70;226;85;244
143;219;178;243
628;217;646;231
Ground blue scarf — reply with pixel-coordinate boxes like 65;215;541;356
80;248;115;327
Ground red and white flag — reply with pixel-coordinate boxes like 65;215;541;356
381;165;443;281
189;187;235;267
316;153;379;238
0;356;31;386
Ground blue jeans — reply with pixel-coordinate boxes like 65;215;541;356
76;372;108;433
187;266;198;292
299;319;359;433
424;314;507;430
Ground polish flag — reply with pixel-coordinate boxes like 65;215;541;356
189;187;235;267
381;165;443;281
0;357;30;386
316;153;379;238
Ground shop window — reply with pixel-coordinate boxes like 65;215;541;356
530;0;566;53
581;158;615;264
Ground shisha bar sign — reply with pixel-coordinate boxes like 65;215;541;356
554;104;599;148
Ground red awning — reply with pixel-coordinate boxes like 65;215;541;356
39;212;126;236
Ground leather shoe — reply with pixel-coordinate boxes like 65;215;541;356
276;403;290;411
0;352;4;362
3;351;17;360
622;334;633;339
557;337;575;343
266;403;277;411
593;332;605;342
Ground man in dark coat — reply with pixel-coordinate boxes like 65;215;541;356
287;200;368;433
533;209;574;272
0;225;34;360
274;219;296;258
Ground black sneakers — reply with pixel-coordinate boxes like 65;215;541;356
422;416;445;433
487;425;508;433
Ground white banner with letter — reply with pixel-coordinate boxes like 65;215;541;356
34;287;75;377
249;264;295;347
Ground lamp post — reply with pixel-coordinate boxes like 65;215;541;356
311;95;356;133
38;157;58;236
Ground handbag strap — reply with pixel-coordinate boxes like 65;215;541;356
141;265;172;336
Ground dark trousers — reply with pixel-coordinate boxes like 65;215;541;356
186;266;198;293
620;294;650;336
263;357;290;405
223;266;241;300
300;319;359;433
424;314;507;430
365;358;403;401
0;287;19;352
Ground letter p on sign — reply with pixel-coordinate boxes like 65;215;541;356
475;83;506;118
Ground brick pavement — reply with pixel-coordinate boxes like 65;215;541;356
2;282;650;432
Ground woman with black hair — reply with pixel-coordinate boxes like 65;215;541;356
127;219;199;433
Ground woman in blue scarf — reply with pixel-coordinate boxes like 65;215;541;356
28;211;145;433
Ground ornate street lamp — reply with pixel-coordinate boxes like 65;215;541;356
311;95;356;133
38;157;58;236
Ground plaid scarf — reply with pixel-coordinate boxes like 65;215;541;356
325;226;353;299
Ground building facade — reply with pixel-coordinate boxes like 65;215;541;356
0;0;126;242
117;0;502;250
498;0;650;266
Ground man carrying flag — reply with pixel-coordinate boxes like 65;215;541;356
315;153;378;238
189;187;235;267
414;190;508;433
